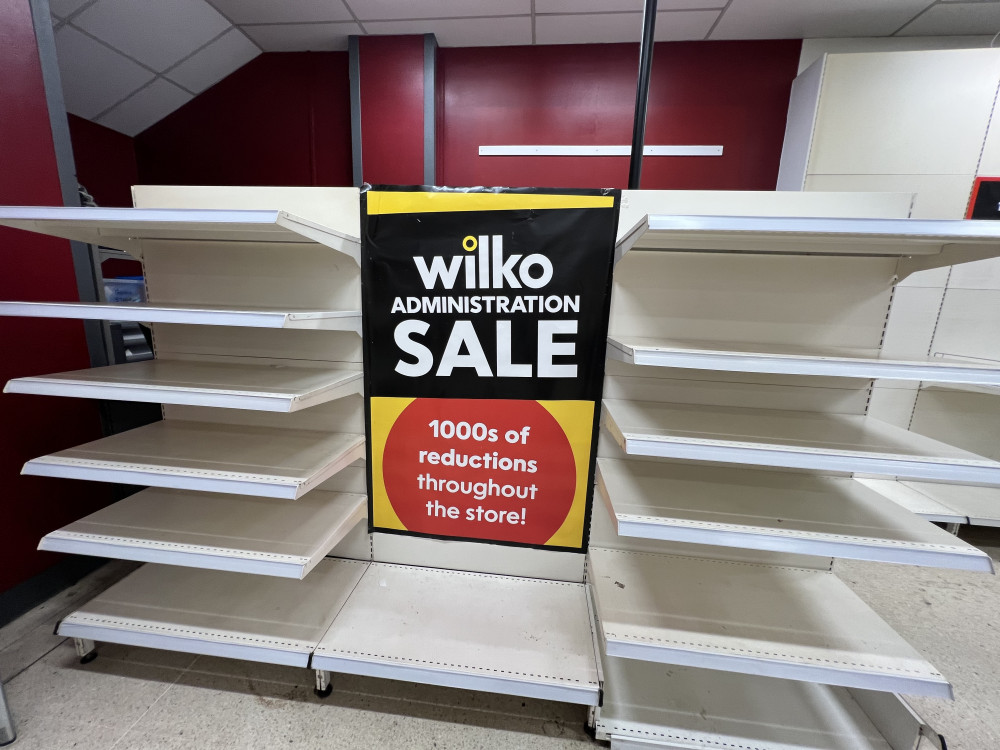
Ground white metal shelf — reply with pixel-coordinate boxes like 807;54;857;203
312;562;600;705
587;547;951;698
856;478;969;525
0;206;360;263
895;480;1000;528
57;558;368;666
607;335;1000;386
597;458;992;572
931;382;1000;398
616;213;1000;262
5;360;363;412
21;420;365;499
0;301;362;331
39;488;366;578
597;656;903;750
602;398;1000;485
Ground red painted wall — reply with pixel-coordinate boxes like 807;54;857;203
0;0;111;593
358;35;425;185
136;52;352;187
133;39;798;193
68;114;138;207
439;40;801;190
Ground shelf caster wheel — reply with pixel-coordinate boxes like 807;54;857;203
74;638;97;665
314;669;332;698
0;679;15;746
584;705;598;739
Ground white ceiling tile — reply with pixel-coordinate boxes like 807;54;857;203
537;0;723;11
535;10;718;45
49;0;92;19
73;0;231;71
898;3;1000;36
349;0;529;21
97;79;193;136
241;22;360;51
655;9;720;39
537;0;641;9
364;16;532;46
208;0;354;24
710;0;933;39
54;25;154;118
165;28;259;93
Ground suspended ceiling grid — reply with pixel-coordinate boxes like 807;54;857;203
47;0;1000;135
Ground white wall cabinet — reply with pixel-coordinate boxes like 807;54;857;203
779;48;1000;528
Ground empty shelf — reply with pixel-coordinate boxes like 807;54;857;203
598;657;901;750
312;562;600;705
5;360;363;411
588;547;950;697
0;206;360;262
57;559;368;666
0;301;362;331
22;419;365;499
856;478;968;525
616;213;1000;262
933;382;1000;397
39;488;366;578
602;398;1000;485
597;458;992;572
607;335;1000;386
898;480;1000;528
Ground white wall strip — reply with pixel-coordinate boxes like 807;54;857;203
478;145;723;157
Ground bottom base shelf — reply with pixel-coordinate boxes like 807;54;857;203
597;655;922;750
312;562;599;705
57;558;366;667
58;558;600;705
57;559;942;748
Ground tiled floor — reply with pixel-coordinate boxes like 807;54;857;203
2;533;1000;750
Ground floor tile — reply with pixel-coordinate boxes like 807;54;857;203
121;668;592;749
5;640;182;730
836;549;1000;750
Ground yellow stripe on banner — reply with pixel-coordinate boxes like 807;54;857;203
538;399;595;549
366;191;615;215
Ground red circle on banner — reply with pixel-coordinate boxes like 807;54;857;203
382;398;577;545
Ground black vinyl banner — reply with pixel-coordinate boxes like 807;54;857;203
362;185;620;551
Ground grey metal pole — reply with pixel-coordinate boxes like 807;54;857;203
423;33;438;186
0;678;15;746
349;35;364;188
627;0;658;190
29;0;109;370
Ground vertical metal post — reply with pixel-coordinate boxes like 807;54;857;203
29;0;109;369
349;35;364;188
627;0;658;190
423;34;438;186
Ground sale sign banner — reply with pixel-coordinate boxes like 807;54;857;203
361;186;620;551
